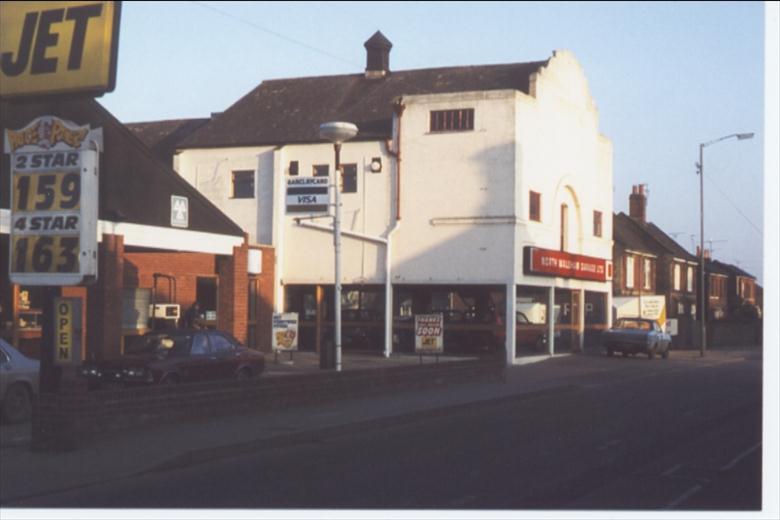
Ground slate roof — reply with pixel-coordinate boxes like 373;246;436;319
709;259;755;279
614;212;698;262
126;118;209;162
177;60;548;149
1;98;244;238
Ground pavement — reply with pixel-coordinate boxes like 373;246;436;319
0;346;762;505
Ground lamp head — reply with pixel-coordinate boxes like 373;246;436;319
736;133;754;140
319;122;358;144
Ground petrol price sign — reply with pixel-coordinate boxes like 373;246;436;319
5;115;101;285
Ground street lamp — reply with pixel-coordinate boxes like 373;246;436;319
319;121;358;371
697;132;753;357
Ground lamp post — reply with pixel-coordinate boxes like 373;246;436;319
319;122;358;371
697;132;753;357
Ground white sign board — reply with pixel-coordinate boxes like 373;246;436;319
5;116;101;286
415;313;444;353
666;318;678;336
272;312;299;352
613;295;667;326
171;195;189;228
286;177;329;213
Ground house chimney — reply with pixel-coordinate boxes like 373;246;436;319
629;184;647;223
696;246;712;260
364;31;392;79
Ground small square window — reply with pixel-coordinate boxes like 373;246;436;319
529;191;541;222
313;164;329;177
232;170;254;199
289;161;299;176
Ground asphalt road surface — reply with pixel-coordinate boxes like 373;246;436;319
8;351;763;510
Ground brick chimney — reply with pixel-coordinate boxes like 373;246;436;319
696;246;712;260
629;184;647;223
364;31;392;79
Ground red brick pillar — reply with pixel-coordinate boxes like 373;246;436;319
218;244;248;343
86;234;124;360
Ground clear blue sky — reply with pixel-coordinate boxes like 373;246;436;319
100;1;767;283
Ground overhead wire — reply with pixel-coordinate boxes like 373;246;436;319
190;1;361;68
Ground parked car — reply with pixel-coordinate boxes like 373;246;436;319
0;338;40;423
79;329;265;388
602;318;671;359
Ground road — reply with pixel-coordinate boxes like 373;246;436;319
5;350;763;510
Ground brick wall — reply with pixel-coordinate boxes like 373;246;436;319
124;251;217;309
251;245;276;352
218;244;248;342
86;234;124;360
30;358;504;451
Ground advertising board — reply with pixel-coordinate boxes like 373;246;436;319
272;312;299;352
0;1;121;98
524;246;613;282
5;115;101;285
415;313;444;354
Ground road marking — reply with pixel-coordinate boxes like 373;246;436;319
665;484;703;509
720;441;761;471
662;463;683;477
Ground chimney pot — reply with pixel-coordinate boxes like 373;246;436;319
629;186;648;223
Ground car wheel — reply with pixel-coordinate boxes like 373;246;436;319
647;349;655;360
236;368;253;381
534;335;546;352
606;348;614;357
662;347;670;360
2;383;33;424
623;351;629;358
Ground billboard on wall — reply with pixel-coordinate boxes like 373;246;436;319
5;115;101;285
524;246;613;282
0;1;121;98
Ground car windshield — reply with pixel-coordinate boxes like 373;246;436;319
126;334;191;358
615;319;651;331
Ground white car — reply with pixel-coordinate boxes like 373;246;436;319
0;338;40;423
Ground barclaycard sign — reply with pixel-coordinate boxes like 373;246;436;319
5;115;101;285
0;1;121;98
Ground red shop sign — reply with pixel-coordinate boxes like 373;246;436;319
524;247;613;282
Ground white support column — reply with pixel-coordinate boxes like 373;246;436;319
272;147;286;313
506;283;516;365
578;289;586;353
548;285;555;356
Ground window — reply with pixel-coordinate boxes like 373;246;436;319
626;256;635;288
191;334;210;356
430;108;474;132
231;170;254;198
313;164;329;177
643;258;652;290
289;161;299;176
687;266;694;292
209;333;235;355
593;211;602;237
529;191;541;222
341;164;357;193
673;264;681;291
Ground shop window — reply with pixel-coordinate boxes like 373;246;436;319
430;108;474;132
529;191;541;222
625;256;635;289
231;170;254;199
593;210;602;237
313;164;329;177
341;164;357;193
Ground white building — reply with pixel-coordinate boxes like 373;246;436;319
172;32;614;364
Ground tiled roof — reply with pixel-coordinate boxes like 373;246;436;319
709;259;756;279
177;60;548;148
1;99;244;237
126;118;209;163
613;213;661;254
615;213;698;262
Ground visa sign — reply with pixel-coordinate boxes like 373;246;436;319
0;1;121;97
